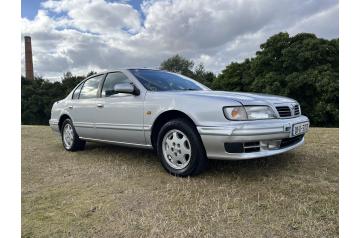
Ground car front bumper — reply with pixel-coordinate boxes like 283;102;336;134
197;115;309;160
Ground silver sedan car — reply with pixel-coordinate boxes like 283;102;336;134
50;69;310;176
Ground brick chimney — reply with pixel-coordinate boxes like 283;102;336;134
24;36;34;80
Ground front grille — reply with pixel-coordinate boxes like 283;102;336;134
276;106;292;117
280;135;304;148
294;105;300;115
276;104;300;117
224;141;260;153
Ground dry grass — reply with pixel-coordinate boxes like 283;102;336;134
22;126;338;237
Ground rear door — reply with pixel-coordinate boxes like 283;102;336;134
69;74;104;138
94;71;146;144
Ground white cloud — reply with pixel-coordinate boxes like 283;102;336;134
21;0;339;80
42;0;142;34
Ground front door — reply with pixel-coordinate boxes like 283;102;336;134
94;71;145;145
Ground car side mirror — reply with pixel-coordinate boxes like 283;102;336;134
113;83;139;95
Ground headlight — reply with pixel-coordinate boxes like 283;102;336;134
223;107;247;120
246;106;277;120
223;106;276;120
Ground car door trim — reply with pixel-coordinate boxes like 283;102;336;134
95;123;148;131
73;122;94;128
73;122;151;131
79;137;152;149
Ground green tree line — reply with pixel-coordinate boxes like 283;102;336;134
22;32;338;127
21;72;94;125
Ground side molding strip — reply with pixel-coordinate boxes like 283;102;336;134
79;137;153;149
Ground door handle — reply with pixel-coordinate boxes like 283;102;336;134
68;105;73;109
97;103;104;108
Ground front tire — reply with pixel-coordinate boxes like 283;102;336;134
61;118;86;151
157;118;208;176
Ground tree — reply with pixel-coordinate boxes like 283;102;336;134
86;71;97;77
61;71;85;95
212;59;252;91
214;32;338;127
22;76;65;125
160;54;195;78
193;63;215;87
160;55;215;86
21;72;89;125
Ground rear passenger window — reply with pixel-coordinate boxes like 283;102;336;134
79;75;103;99
101;72;132;97
72;83;83;99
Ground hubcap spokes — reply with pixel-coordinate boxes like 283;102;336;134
63;124;74;149
162;129;191;170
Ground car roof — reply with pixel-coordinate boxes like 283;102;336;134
87;68;162;78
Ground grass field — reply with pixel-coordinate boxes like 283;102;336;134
22;126;338;237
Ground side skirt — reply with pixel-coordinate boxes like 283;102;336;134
79;137;153;149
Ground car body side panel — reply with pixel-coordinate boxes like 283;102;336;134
68;98;99;138
50;97;72;133
83;70;147;144
143;91;242;145
94;93;146;144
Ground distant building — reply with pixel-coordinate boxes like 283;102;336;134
24;36;34;80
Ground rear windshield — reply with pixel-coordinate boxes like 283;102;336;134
129;69;206;92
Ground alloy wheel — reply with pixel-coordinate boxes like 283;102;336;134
63;124;74;149
162;129;192;170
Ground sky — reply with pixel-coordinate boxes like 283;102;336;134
21;0;339;80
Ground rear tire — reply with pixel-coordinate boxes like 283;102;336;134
61;118;86;151
157;118;208;176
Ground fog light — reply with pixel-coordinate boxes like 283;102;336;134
261;140;281;150
268;140;281;149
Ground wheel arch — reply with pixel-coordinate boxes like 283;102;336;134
150;110;198;149
58;114;72;132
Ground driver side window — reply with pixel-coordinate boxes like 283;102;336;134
101;72;132;97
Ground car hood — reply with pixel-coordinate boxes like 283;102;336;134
176;90;296;105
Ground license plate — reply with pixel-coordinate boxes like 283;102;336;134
292;122;309;137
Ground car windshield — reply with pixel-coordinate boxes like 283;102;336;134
129;69;207;92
